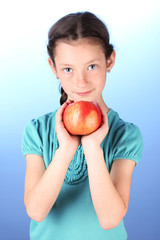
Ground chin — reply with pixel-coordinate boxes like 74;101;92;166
76;96;96;102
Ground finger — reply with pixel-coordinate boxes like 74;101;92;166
95;103;108;124
66;99;74;104
101;108;108;123
56;101;72;132
56;101;69;120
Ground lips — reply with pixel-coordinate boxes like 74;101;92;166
76;90;93;97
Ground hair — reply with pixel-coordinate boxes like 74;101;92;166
47;11;114;105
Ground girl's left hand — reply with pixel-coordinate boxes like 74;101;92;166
81;104;109;151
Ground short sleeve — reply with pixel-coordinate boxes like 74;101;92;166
112;123;143;166
21;119;43;156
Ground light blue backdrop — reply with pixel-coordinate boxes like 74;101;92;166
0;0;159;239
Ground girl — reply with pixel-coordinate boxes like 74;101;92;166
22;12;143;240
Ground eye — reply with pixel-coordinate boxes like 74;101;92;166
64;68;72;73
88;64;97;71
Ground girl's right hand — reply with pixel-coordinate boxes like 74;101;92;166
55;100;81;154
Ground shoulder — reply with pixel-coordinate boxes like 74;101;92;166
107;109;143;165
21;110;58;156
24;110;58;132
108;109;143;142
29;110;57;126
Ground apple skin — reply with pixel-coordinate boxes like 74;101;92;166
63;101;102;135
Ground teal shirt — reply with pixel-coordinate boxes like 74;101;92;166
21;108;143;240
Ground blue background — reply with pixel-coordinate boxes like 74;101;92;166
0;0;159;239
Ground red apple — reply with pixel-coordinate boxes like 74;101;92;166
63;101;102;135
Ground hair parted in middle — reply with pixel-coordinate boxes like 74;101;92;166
47;11;114;105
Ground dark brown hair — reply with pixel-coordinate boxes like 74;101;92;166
47;12;114;105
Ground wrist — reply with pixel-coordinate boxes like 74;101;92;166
83;144;103;161
57;144;78;160
82;139;101;152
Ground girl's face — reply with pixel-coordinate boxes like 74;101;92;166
49;38;115;105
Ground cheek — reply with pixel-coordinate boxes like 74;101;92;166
98;81;106;93
97;72;107;89
58;71;72;84
59;79;71;93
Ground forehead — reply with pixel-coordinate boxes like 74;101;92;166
54;38;105;64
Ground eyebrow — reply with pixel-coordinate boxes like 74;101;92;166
58;64;73;67
86;58;101;64
58;58;101;67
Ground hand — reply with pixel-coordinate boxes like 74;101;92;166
81;104;109;151
55;100;81;153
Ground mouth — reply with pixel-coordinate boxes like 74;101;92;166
76;90;93;97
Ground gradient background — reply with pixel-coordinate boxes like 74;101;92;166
0;0;159;239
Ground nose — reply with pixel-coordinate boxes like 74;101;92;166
75;71;88;87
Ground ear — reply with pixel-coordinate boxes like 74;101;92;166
48;57;59;78
107;50;116;73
